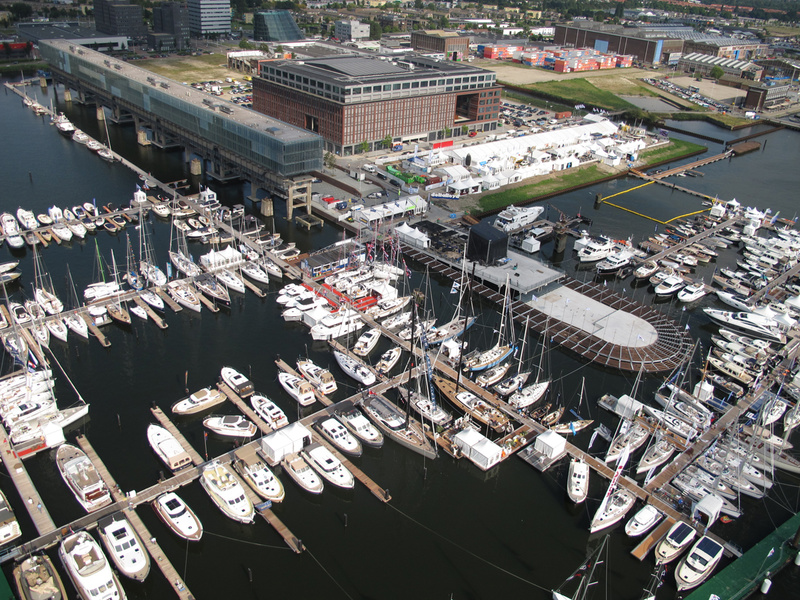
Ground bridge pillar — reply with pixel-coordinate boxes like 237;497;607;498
285;176;313;221
63;89;72;102
96;106;105;121
190;159;203;176
39;76;47;88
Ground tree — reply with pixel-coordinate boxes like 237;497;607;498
710;65;725;80
444;125;452;138
324;151;337;170
461;125;469;135
369;21;382;40
239;39;254;49
382;134;392;149
9;2;33;20
359;140;370;154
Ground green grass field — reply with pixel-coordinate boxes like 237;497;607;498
138;53;235;83
637;138;707;165
523;78;638;111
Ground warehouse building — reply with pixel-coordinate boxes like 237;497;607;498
678;53;763;80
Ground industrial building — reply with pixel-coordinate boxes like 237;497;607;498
93;0;147;38
17;21;128;51
744;82;792;111
410;30;470;60
334;20;370;42
253;10;304;42
252;54;501;156
554;22;683;64
187;0;231;36
678;53;763;80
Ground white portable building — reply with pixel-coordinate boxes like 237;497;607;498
534;429;566;459
453;427;504;471
259;422;313;465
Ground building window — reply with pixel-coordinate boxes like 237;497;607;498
353;88;361;94
402;82;410;89
446;78;453;85
393;83;400;90
411;81;419;88
421;80;428;88
383;84;391;91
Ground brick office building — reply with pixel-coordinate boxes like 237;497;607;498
410;30;470;60
554;22;683;64
252;55;501;155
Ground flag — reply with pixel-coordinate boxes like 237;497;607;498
450;281;460;294
403;259;411;279
685;324;690;331
767;547;775;557
142;181;150;190
135;183;141;191
570;422;576;435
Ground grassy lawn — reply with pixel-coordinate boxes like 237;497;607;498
706;113;757;128
502;90;573;113
139;53;235;83
478;165;606;212
586;75;660;97
523;78;637;111
638;138;707;165
763;25;800;37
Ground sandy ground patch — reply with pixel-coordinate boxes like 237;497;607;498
138;54;238;84
668;76;748;103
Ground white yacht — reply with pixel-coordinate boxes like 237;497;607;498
152;492;203;541
567;458;589;504
166;280;201;313
0;490;21;546
353;328;381;357
678;282;707;303
493;204;544;232
703;309;785;343
250;393;288;429
171;387;226;415
56;444;112;513
220;366;254;397
675;536;724;591
589;487;635;533
375;347;402;375
315;417;362;456
596;250;633;274
333;350;376;386
301;443;355;489
59;531;125;600
97;513;150;581
624;505;662;537
147;424;192;471
278;372;316;406
654;274;686;296
577;236;615;262
508;380;550;409
296;359;337;395
334;402;383;448
282;452;324;494
655;521;697;565
199;461;254;524
13;554;67;600
233;446;285;503
203;415;257;438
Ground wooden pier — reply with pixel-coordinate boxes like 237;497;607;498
215;382;273;434
125;508;195;599
155;287;182;312
76;435;126;502
195;290;220;313
240;275;266;298
274;359;333;407
638;217;738;264
255;504;305;553
80;312;111;347
150;407;205;466
631;517;675;561
0;421;56;536
133;296;168;329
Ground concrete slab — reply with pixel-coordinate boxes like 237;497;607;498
531;285;657;347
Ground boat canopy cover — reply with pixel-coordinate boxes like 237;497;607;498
693;493;723;527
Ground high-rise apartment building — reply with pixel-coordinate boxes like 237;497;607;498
94;0;147;38
153;2;190;49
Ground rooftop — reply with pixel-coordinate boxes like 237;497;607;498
17;21;126;42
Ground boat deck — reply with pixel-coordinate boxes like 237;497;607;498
75;435;126;502
274;359;333;408
216;382;274;434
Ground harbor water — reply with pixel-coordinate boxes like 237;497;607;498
2;79;800;599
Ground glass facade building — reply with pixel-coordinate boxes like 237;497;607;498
252;10;304;42
187;0;231;36
40;40;322;176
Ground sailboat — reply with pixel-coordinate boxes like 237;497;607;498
105;251;131;325
83;240;121;304
31;246;64;315
125;233;144;290
168;217;202;278
97;109;115;162
589;445;635;533
552;535;609;600
463;275;516;372
509;322;550;409
139;217;167;286
63;267;89;339
399;303;452;428
494;316;531;396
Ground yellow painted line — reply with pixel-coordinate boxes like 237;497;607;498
600;180;655;201
602;202;710;225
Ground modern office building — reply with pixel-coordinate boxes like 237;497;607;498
411;30;469;60
39;39;321;177
17;21;128;51
93;0;147;38
253;54;501;155
334;20;370;42
253;10;304;42
744;82;791;110
187;0;231;36
153;2;190;50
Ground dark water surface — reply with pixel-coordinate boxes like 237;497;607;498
1;80;799;599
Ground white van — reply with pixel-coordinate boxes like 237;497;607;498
362;164;376;173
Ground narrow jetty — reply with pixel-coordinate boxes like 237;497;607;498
80;312;110;347
631;517;676;561
0;422;56;536
312;433;391;502
125;508;195;600
76;435;126;502
195;291;220;313
150;407;205;466
133;296;168;329
215;383;273;433
155;287;182;312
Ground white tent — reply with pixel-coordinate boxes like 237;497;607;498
200;246;243;270
453;427;504;471
395;222;430;249
534;429;566;459
259;422;313;465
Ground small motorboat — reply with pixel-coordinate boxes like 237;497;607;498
375;347;402;375
171;387;226;415
301;442;354;490
220;366;254;397
250;393;289;429
203;415;258;438
152;492;203;541
278;372;316;406
624;505;662;537
655;521;696;565
98;512;150;581
147;423;192;471
233;446;285;503
282;452;324;494
567;457;589;504
315;416;362;456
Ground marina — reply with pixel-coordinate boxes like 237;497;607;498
1;75;800;600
